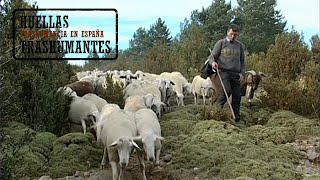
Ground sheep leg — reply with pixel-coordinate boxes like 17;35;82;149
110;161;119;180
100;146;107;169
119;165;125;180
193;93;197;105
203;95;206;105
137;151;147;180
155;147;161;166
80;119;86;134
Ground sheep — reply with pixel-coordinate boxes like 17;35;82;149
192;75;214;105
95;75;107;91
100;103;121;118
151;98;166;120
134;108;164;180
240;70;266;103
183;82;192;96
76;71;90;80
157;78;175;106
134;70;145;80
124;81;147;99
66;80;95;97
119;71;138;87
82;93;108;112
160;72;186;106
98;109;141;180
143;94;155;109
142;72;160;82
171;72;192;96
79;75;98;88
124;95;147;113
141;82;166;119
57;86;100;134
95;103;121;168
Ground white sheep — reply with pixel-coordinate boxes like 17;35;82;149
141;82;166;119
124;95;147;113
134;70;145;80
143;94;155;109
95;103;121;168
192;75;214;105
76;71;90;80
160;72;185;106
157;78;175;106
57;86;100;134
100;103;121;118
171;72;192;96
151;98;166;120
124;81;147;99
183;82;192;96
142;72;160;82
119;71;138;87
98;109;141;180
82;93;108;112
134;108;164;180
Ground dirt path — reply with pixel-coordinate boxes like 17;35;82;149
51;151;196;180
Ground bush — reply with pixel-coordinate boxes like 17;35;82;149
259;77;314;117
264;31;311;81
1;62;74;136
96;74;126;108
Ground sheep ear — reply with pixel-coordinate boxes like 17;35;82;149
259;72;266;77
110;140;118;147
131;139;141;150
132;136;142;141
155;135;165;141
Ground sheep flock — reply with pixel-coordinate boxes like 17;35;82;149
56;67;218;180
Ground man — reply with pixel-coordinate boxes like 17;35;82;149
208;23;246;123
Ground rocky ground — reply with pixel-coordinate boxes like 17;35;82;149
3;91;320;180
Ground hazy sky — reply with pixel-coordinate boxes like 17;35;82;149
11;0;320;65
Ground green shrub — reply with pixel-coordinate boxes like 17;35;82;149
96;74;126;108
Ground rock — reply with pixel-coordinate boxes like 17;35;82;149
163;154;172;162
307;147;319;161
83;171;91;177
74;171;81;177
193;167;200;175
39;176;52;180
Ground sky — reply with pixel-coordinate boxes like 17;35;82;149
14;0;320;65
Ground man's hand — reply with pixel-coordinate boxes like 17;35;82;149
212;62;218;70
239;73;244;82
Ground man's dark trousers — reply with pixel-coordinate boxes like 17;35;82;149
210;71;241;122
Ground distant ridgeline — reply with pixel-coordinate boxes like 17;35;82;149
16;15;111;55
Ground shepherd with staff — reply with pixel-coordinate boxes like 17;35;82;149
208;23;246;124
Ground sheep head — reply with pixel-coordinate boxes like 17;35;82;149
110;136;141;167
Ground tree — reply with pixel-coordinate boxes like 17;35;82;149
148;18;172;46
234;0;287;53
191;0;233;47
175;21;209;78
310;35;320;63
128;27;150;59
264;30;310;81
